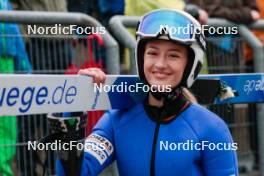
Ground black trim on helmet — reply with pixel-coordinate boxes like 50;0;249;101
181;47;195;87
194;61;202;79
136;39;148;83
195;32;206;51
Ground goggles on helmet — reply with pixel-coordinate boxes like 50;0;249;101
136;9;206;50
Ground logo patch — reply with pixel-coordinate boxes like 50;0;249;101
85;134;114;165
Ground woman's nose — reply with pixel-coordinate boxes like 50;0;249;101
154;55;167;69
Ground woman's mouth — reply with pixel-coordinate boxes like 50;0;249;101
152;71;171;79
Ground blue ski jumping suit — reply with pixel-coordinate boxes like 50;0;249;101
57;99;238;176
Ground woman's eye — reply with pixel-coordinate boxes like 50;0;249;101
147;51;157;56
169;54;180;58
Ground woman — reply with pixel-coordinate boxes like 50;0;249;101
57;9;238;176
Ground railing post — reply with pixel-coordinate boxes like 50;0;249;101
109;16;139;74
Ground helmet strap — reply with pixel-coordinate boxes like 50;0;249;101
150;85;182;105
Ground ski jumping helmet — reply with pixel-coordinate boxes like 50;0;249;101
135;9;206;92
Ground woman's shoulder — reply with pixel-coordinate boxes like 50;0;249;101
107;102;144;116
102;102;145;126
182;103;230;139
185;103;225;122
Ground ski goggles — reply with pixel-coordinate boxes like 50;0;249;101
136;9;205;47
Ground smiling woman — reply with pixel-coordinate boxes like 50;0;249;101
56;9;239;176
144;40;188;93
143;39;189;107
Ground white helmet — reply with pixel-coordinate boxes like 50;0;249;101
135;9;205;88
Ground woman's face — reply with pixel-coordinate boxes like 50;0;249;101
144;40;188;89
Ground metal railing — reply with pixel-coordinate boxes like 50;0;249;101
0;34;99;175
0;10;120;74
